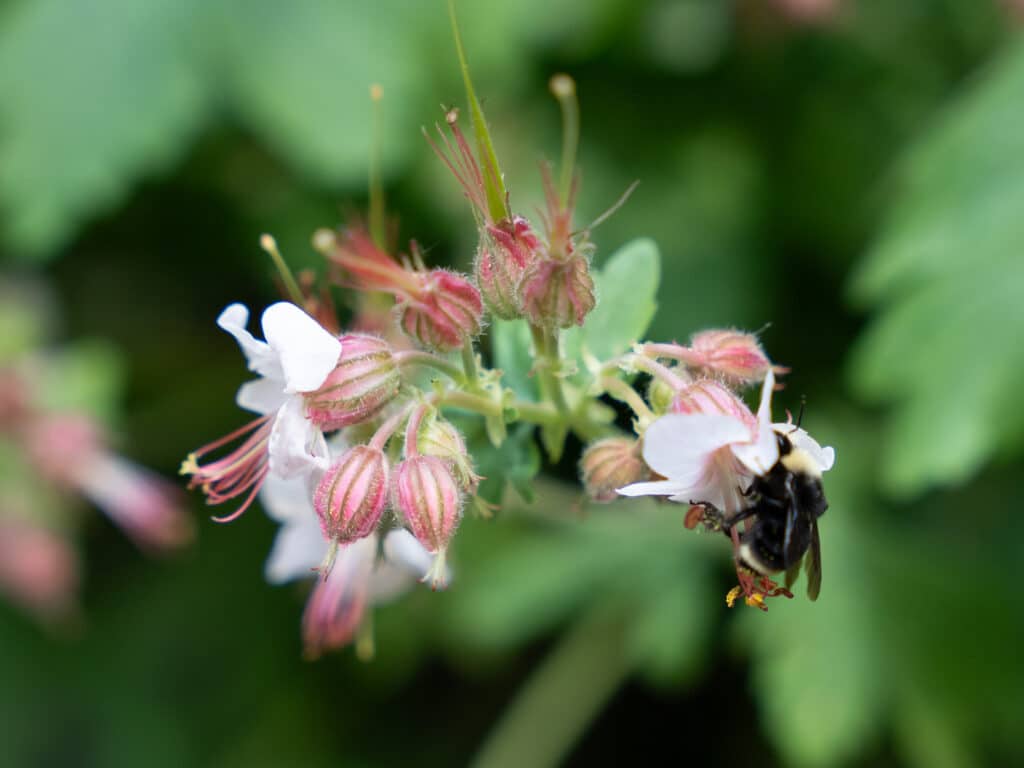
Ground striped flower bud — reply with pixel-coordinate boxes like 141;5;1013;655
392;456;462;589
314;446;389;543
398;269;483;352
415;415;480;495
684;330;773;386
580;437;649;502
474;217;539;320
304;334;400;431
519;254;595;329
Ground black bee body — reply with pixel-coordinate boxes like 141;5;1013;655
726;431;828;599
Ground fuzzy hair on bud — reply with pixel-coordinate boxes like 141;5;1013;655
392;456;462;589
314;446;390;543
474;217;540;320
415;415;481;495
671;378;754;424
398;269;483;352
580;437;649;502
519;254;595;329
685;330;773;386
304;334;400;431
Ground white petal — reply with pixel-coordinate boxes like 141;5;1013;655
259;473;313;524
236;378;288;415
370;529;436;602
642;413;751;480
732;370;780;475
264;512;327;584
268;396;325;478
774;424;836;473
217;303;282;380
261;302;341;393
617;479;691;498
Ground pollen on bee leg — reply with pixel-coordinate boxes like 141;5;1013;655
744;593;767;611
726;586;743;608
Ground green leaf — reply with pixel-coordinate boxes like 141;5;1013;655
463;420;540;506
0;0;209;257
490;319;538;401
848;41;1024;497
215;0;432;188
564;237;660;372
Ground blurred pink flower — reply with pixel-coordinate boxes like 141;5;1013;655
0;519;78;621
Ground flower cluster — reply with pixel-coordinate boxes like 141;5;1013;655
184;53;836;653
1;351;191;623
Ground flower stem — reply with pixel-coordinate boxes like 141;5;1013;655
395;350;465;383
529;324;570;414
259;235;304;306
461;341;482;391
628;354;688;392
368;84;386;250
599;376;655;426
470;611;630;768
549;74;578;209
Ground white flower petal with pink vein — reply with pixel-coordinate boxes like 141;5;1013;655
642;413;751;480
731;370;780;475
616;479;691;498
236;377;289;415
371;529;439;602
261;302;341;393
217;303;282;380
268;397;329;478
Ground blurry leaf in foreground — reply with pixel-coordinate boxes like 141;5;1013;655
848;40;1024;497
37;341;125;430
0;0;209;257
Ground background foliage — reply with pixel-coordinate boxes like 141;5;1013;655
2;1;1023;766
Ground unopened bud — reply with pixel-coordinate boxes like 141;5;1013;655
519;254;595;329
474;217;540;320
392;456;462;589
399;269;483;352
314;446;389;543
684;330;773;386
672;378;753;424
416;415;480;494
647;372;679;415
580;437;649;502
304;334;400;430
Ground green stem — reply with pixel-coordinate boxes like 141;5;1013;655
529;324;570;414
461;341;482;392
368;84;386;250
260;235;304;306
471;612;630;768
600;376;655;426
549;74;578;208
448;0;509;223
395;350;465;383
438;390;559;428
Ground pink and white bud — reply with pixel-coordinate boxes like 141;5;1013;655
580;437;650;502
23;413;103;489
392;456;462;590
398;269;483;352
475;217;540;320
519;254;595;329
304;334;400;431
684;330;773;386
0;520;78;621
313;445;389;543
301;534;376;659
415;415;480;495
671;378;756;424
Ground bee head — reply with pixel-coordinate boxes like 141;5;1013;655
774;431;793;457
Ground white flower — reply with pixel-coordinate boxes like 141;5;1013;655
259;472;442;657
217;302;341;477
619;371;810;513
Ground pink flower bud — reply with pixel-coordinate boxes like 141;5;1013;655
580;437;650;502
685;330;773;386
314;446;389;543
671;378;755;426
398;269;483;352
474;217;540;320
392;456;461;589
0;520;78;621
304;334;400;430
415;415;480;495
519;254;595;329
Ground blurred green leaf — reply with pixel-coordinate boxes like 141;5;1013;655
491;319;538;402
564;237;660;369
37;340;124;428
464;420;540;506
0;0;209;257
848;41;1024;497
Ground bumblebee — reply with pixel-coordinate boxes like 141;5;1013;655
722;428;828;600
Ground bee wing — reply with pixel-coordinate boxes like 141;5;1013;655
805;518;822;601
781;475;807;567
784;559;802;590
